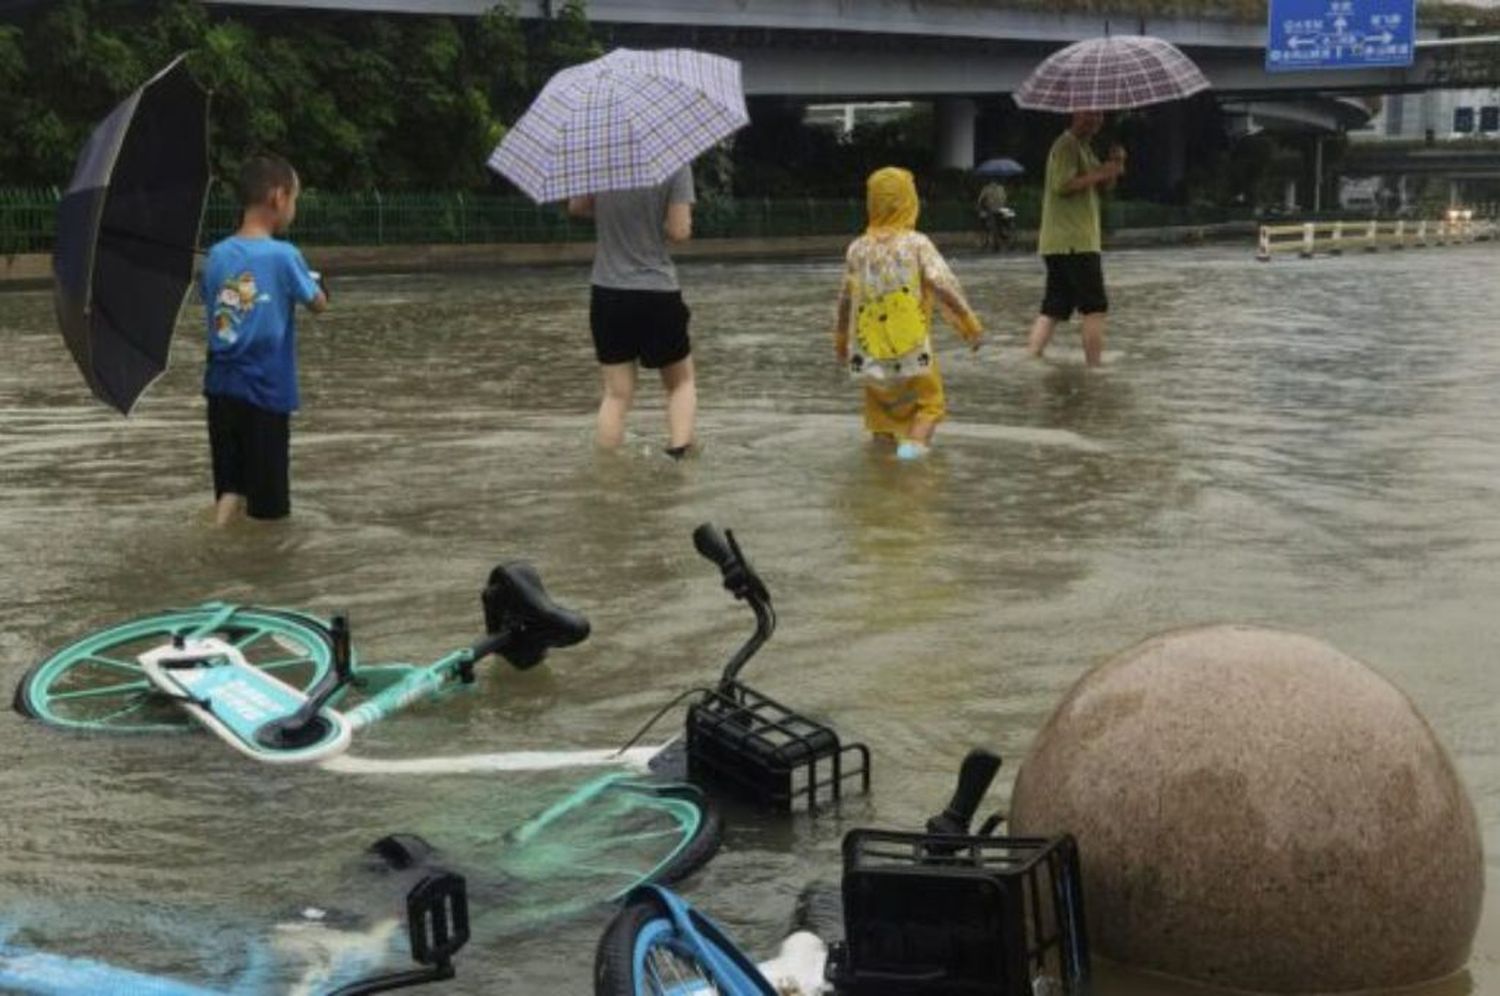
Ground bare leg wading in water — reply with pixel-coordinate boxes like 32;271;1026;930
596;356;696;453
1028;311;1106;367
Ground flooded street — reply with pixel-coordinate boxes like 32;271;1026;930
2;243;1498;993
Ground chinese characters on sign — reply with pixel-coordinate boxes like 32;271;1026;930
1266;0;1416;72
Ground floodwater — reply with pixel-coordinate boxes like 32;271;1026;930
1;243;1498;994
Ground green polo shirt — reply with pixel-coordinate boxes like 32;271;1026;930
1038;130;1102;256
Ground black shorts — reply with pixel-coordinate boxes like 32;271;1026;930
590;285;692;369
1041;252;1109;320
207;393;291;520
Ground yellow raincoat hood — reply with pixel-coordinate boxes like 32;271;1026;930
866;167;919;235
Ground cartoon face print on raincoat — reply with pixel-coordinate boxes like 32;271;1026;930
836;167;982;384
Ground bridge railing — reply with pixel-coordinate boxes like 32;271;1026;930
1257;215;1498;260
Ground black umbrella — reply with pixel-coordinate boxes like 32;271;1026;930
53;56;209;414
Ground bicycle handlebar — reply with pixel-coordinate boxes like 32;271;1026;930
693;524;776;686
926;748;1002;836
693;523;736;571
693;523;770;605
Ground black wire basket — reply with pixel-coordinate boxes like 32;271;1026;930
828;831;1091;995
685;679;871;813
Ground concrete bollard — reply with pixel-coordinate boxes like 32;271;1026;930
1010;625;1483;994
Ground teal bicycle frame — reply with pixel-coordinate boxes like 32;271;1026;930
339;649;480;732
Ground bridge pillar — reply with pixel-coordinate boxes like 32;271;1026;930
936;97;978;170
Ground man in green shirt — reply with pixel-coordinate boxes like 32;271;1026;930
1027;111;1125;367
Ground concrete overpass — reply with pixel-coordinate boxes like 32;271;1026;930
206;0;1491;97
204;1;1500;169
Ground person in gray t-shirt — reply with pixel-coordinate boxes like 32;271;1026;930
568;166;697;458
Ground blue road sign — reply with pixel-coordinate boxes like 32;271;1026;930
1266;0;1415;72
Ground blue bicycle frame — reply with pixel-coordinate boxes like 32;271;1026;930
623;886;776;996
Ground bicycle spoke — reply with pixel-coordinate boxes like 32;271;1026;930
186;604;242;640
233;627;267;651
94;695;153;725
48;680;153;702
256;657;314;673
83;654;143;675
562;862;646;880
590;828;685;849
646;948;714;993
615;827;687;843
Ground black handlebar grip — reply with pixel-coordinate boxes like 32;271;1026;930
693;523;735;571
932;748;1002;834
331;611;351;680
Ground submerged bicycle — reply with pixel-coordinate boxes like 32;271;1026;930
0;870;470;996
0;769;720;996
595;749;1093;996
12;554;591;765
10;539;723;962
13;524;870;811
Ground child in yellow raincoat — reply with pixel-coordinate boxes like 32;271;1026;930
835;167;984;459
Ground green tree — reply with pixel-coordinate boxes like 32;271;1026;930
533;0;602;82
0;0;589;191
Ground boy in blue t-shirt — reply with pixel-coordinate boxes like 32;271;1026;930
202;154;327;524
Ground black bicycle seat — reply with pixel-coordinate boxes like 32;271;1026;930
482;563;590;669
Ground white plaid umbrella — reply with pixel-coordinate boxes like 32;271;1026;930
489;48;748;203
1014;35;1211;113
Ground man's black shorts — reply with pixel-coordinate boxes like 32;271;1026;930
590;285;692;369
1041;252;1109;320
207;393;290;520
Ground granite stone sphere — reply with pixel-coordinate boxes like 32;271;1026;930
1009;625;1482;993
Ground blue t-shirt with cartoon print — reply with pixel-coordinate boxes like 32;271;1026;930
201;236;319;413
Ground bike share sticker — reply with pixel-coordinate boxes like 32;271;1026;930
173;661;306;741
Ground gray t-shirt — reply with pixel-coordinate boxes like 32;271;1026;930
590;166;696;292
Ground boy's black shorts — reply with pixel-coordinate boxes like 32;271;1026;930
207;393;290;520
1041;252;1109;320
590;285;692;369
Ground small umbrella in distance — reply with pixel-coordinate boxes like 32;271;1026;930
974;158;1025;179
489;48;748;203
1014;35;1210;113
53;55;210;414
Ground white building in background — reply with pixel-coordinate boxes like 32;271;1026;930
1356;88;1500;140
804;102;917;136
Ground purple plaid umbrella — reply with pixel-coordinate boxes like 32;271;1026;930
488;48;748;203
1014;35;1210;113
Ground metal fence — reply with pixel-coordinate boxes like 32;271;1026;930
0;188;62;255
1;187;1249;255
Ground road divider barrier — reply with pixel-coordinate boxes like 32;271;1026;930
1257;213;1497;260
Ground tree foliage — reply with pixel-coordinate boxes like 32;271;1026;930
0;0;603;191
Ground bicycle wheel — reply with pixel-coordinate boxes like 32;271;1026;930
606;782;722;891
594;893;725;996
13;605;336;734
492;778;721;931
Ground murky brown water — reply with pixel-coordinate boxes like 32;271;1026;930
1;244;1498;993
